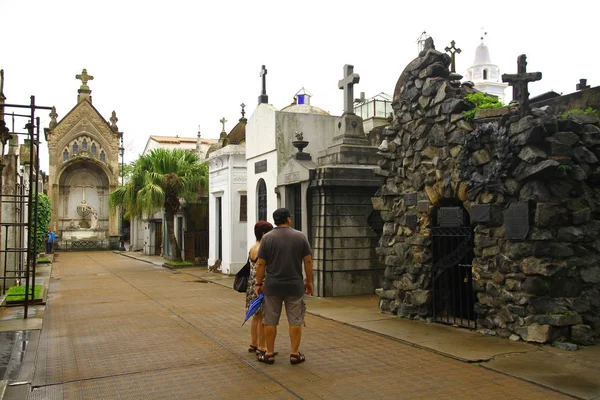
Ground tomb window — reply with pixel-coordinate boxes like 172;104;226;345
91;143;97;155
240;194;247;222
63;150;69;162
257;179;267;221
100;151;106;162
483;69;488;80
73;142;79;154
82;138;88;150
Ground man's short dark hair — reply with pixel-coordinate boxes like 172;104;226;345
273;208;291;225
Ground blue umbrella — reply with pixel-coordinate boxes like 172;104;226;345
242;292;264;326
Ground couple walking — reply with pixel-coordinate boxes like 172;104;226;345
245;208;313;365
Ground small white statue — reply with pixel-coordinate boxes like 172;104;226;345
90;208;98;230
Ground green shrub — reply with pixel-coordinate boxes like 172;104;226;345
462;92;504;121
35;193;52;255
560;107;599;120
6;285;43;301
36;257;51;264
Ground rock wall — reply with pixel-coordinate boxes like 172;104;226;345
374;38;600;345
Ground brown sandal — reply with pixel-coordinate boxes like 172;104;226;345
248;345;258;353
258;353;275;364
256;349;278;357
289;352;305;365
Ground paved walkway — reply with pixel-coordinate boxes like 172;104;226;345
1;251;599;399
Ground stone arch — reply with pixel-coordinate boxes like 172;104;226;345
56;160;111;233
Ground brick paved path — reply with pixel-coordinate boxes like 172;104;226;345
29;252;572;399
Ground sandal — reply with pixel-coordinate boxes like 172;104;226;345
289;352;305;365
248;345;258;353
258;353;275;364
256;349;278;357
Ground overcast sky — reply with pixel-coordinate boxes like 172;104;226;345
2;0;598;171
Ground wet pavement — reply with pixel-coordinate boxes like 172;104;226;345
0;251;598;399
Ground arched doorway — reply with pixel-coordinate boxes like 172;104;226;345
56;160;111;247
257;179;267;221
430;200;476;328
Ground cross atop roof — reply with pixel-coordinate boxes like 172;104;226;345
338;64;360;115
502;54;542;118
258;65;268;105
220;117;227;132
76;69;94;91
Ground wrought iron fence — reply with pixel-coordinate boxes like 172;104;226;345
55;239;109;251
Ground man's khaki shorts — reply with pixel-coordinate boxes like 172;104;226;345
263;295;305;326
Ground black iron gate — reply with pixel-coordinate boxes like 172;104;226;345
431;226;476;328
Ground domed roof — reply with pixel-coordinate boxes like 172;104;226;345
205;142;220;158
227;117;247;145
473;42;491;65
280;103;330;115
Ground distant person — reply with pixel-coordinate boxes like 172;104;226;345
46;228;56;254
245;220;273;357
255;208;313;365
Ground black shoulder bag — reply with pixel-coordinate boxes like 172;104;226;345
233;258;251;293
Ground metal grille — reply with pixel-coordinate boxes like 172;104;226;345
56;239;108;251
431;226;476;328
257;179;267;221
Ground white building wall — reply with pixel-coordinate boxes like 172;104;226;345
208;147;248;274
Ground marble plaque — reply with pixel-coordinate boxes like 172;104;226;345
404;193;417;206
504;202;529;240
470;204;491;223
438;207;463;227
417;200;430;213
255;160;267;174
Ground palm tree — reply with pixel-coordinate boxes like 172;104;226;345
109;148;208;261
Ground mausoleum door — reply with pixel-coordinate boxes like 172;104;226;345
257;179;267;222
292;184;302;231
430;203;476;328
57;162;110;236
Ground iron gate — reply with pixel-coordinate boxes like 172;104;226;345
431;226;476;328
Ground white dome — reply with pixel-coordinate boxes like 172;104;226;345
473;43;491;65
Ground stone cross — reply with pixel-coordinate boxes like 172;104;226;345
338;64;360;115
444;40;461;73
576;78;590;91
75;69;94;90
0;69;5;102
502;54;542;118
73;184;94;202
258;65;268;104
240;103;246;118
220;117;227;132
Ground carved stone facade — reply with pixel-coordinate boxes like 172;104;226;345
45;72;120;247
374;39;600;346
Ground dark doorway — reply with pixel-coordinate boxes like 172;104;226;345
257;179;267;221
292;184;302;231
184;232;194;262
216;197;223;260
431;204;476;328
154;221;162;256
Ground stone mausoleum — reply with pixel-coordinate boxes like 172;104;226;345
46;69;121;249
374;38;600;345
